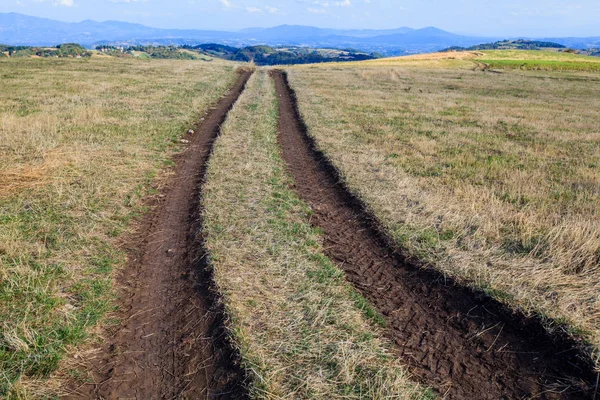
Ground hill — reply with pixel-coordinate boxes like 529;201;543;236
0;43;91;58
444;39;567;51
190;44;376;65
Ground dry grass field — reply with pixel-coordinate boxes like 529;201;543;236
287;57;600;353
202;70;428;399
368;49;600;72
0;57;237;397
2;50;600;398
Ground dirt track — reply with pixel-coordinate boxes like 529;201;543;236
272;70;597;399
68;70;252;400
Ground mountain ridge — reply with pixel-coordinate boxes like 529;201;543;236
0;13;598;55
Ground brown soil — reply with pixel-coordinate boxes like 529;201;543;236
272;70;597;400
67;70;253;400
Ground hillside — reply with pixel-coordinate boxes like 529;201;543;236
0;42;376;65
444;39;567;51
190;44;376;65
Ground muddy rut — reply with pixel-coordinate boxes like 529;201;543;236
69;70;252;400
272;70;597;399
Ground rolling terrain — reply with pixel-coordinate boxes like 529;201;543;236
2;12;600;55
1;49;599;398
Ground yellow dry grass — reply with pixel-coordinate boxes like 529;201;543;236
382;51;482;61
203;70;430;399
0;57;238;397
286;61;600;354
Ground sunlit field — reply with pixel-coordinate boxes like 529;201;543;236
288;55;600;350
0;57;237;396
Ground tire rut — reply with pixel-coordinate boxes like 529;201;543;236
272;70;597;400
67;70;253;400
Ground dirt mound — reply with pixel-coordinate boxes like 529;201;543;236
67;70;253;399
272;69;597;400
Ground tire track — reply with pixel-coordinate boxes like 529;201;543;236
272;70;596;399
68;69;253;400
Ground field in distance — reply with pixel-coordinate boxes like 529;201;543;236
370;48;600;71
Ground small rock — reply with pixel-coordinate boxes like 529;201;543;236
180;139;190;144
166;249;176;257
187;129;195;135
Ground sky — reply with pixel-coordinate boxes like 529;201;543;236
2;0;599;37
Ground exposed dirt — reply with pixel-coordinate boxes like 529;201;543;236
67;70;253;400
272;70;598;400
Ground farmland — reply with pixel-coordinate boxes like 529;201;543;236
0;49;599;399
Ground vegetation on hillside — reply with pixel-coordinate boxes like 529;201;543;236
96;45;209;60
187;43;377;65
0;43;90;58
444;39;567;52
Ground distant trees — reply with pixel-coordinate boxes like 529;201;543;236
126;45;196;59
0;43;91;58
0;42;376;65
444;40;567;52
186;43;376;65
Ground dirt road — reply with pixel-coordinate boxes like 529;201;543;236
68;70;253;400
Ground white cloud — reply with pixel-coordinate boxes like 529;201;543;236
30;0;75;6
246;6;262;13
307;7;327;14
335;0;351;6
219;0;232;8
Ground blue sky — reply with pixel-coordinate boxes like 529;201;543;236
3;0;599;37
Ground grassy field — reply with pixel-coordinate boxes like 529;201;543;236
287;57;600;353
2;49;600;397
478;50;600;72
369;50;600;72
479;49;600;62
202;70;429;399
0;57;237;397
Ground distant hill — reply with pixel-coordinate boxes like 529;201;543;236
444;39;567;52
3;41;377;65
190;44;377;65
0;13;239;47
0;43;91;58
0;13;598;56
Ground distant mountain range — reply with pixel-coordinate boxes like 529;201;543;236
1;13;598;55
